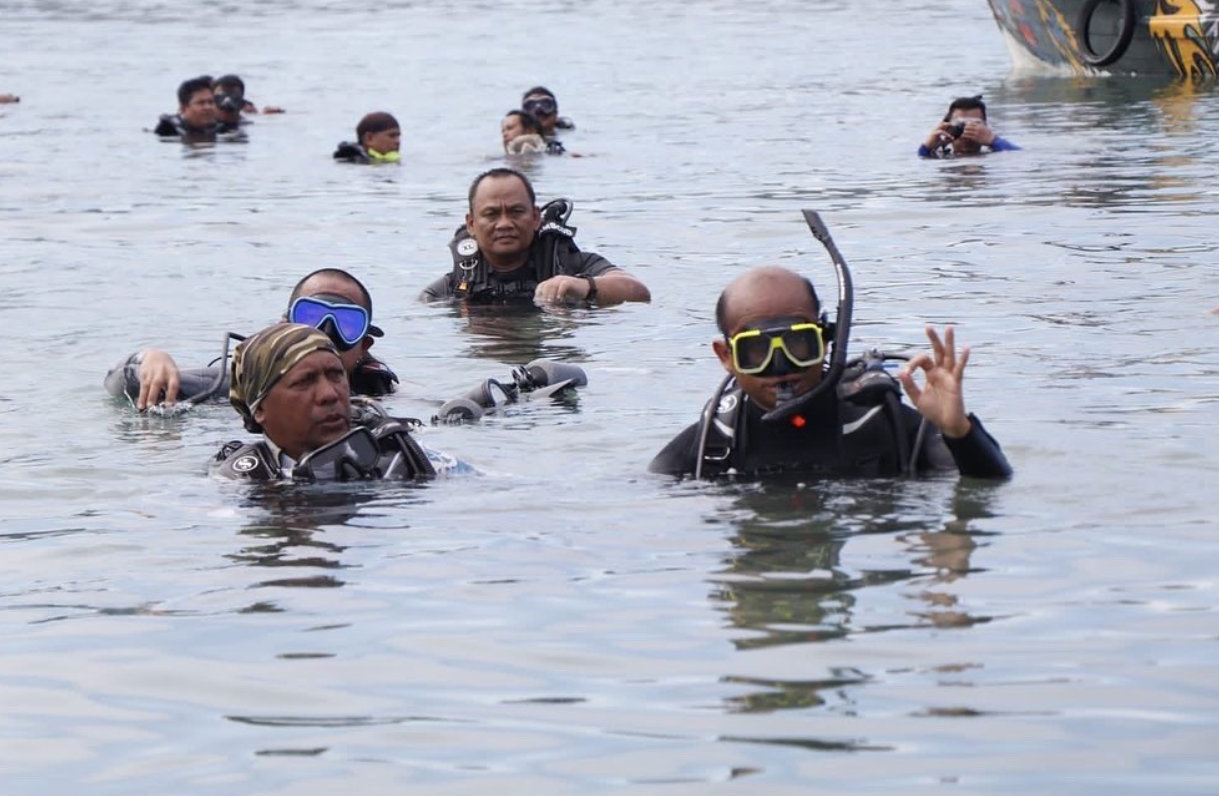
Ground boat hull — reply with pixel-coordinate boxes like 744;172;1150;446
986;0;1219;77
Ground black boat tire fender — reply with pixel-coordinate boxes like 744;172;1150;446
1077;0;1137;67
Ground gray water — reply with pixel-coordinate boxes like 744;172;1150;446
2;0;1218;793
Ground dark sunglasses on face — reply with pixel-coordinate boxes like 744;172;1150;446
523;97;557;116
727;322;826;375
288;295;370;350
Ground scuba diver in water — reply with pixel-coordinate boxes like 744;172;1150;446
211;74;285;132
333;112;402;164
153;76;221;141
419;168;650;305
106;268;398;411
501;110;550;156
649;213;1012;480
212;323;465;481
919;95;1021;159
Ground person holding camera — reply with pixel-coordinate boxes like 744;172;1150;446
918;95;1020;159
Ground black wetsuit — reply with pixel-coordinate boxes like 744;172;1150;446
420;249;617;302
333;141;371;163
649;382;1011;479
153;114;220;139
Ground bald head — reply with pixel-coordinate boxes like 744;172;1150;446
715;266;820;335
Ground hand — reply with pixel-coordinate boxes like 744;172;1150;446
260;105;286;114
136;349;181;411
897;326;972;438
924;121;953;150
958;119;995;146
534;275;592;304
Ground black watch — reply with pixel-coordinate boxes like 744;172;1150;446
583;275;598;303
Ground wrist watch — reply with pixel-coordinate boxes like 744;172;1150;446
584;275;598;302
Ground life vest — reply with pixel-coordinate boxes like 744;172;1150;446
446;199;578;301
696;352;921;478
211;410;436;482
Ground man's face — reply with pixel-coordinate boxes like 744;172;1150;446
465;175;541;269
254;350;351;461
292;273;374;374
364;127;401;155
713;279;824;411
180;88;217;129
523;93;558;135
501;114;528;150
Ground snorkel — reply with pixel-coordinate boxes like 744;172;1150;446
692;210;853;479
760;209;853;423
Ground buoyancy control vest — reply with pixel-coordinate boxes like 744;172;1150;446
212;401;436;482
696;351;925;479
446;198;579;300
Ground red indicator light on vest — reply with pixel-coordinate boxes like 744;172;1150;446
790;414;806;429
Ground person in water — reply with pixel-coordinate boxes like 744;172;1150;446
333;112;401;164
110;268;398;411
153;76;220;140
211;323;460;481
419;168;650;305
211;74;285;131
918;95;1020;159
522;86;574;136
501;110;548;155
648;266;1012;479
0;93;19;104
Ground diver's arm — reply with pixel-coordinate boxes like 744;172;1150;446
534;269;650;305
647;422;701;476
418;273;455;302
940;415;1012;478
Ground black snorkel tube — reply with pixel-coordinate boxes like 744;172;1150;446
761;209;854;423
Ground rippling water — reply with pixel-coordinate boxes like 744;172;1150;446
2;0;1218;792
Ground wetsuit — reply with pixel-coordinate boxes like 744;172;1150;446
648;380;1011;479
333;141;371;163
104;351;398;405
918;136;1021;158
211;409;469;481
153;114;220;139
419;203;618;302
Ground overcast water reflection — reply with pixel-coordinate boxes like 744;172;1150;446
2;0;1218;793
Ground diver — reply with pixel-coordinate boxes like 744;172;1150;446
211;73;285;132
153;75;221;140
106;268;398;411
501;110;551;156
918;95;1021;159
418;168;650;305
333;112;401;164
648;212;1012;480
521;86;575;145
212;323;467;481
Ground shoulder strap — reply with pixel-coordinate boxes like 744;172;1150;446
448;224;489;296
695;378;744;479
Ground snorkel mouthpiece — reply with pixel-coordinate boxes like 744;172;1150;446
774;380;801;404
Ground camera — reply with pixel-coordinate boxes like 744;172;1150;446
946;121;967;139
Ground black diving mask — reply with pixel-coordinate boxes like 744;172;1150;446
524;97;557;116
